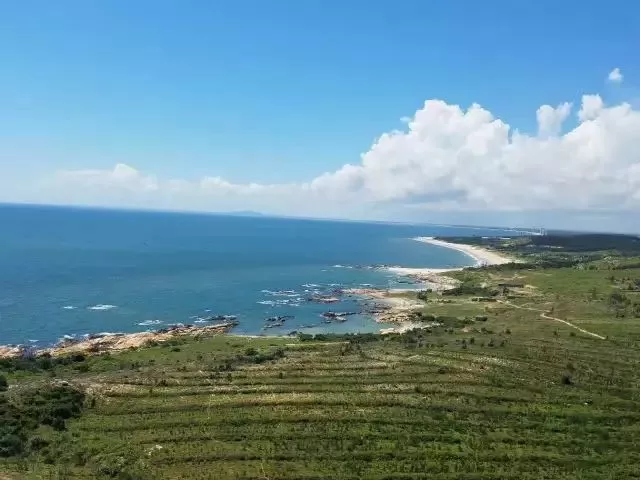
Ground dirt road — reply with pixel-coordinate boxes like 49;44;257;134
497;300;606;340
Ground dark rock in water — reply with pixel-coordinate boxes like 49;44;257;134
205;314;238;322
308;295;340;304
265;315;294;323
263;320;286;329
321;311;358;320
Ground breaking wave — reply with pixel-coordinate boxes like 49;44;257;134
87;304;118;311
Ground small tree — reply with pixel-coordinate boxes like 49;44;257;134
0;374;7;392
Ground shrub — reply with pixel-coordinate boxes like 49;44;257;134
561;374;573;385
0;374;8;392
0;434;23;457
74;363;90;373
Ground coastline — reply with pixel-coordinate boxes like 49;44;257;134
414;236;514;267
373;237;516;333
0;237;515;357
383;237;514;289
0;322;237;358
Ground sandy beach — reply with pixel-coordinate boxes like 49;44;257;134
415;237;515;266
373;237;516;333
385;237;515;282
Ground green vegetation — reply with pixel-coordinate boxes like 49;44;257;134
1;384;85;459
2;234;640;479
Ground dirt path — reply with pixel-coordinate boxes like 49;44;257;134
497;300;606;340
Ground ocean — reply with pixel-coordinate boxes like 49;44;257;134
0;205;513;346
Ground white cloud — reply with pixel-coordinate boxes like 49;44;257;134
46;90;640;221
608;67;623;83
536;102;572;137
57;163;159;192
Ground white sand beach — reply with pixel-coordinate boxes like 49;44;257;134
386;238;514;282
415;237;515;266
374;237;517;333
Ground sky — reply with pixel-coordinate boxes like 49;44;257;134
1;0;639;232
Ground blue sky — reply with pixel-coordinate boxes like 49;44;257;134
1;1;639;231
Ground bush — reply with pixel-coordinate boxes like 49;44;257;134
0;374;8;392
244;347;258;356
0;434;23;457
561;374;573;385
416;290;429;301
0;384;85;457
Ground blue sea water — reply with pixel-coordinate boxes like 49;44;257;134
0;205;513;346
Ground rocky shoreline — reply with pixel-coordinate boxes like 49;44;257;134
0;321;237;358
1;239;508;357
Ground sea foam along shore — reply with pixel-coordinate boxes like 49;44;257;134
375;237;517;333
386;237;515;281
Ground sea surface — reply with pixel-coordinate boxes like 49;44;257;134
0;205;515;346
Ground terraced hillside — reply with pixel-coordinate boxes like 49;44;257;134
3;325;640;479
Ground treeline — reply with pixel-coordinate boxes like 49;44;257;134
437;233;640;256
0;352;88;373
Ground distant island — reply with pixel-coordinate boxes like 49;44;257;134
219;210;265;217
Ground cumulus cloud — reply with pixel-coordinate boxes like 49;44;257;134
50;90;640;218
536;102;572;137
608;67;623;83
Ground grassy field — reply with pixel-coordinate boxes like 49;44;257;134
3;240;640;479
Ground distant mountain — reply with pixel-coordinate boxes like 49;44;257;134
221;210;265;217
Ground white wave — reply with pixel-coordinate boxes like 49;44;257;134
62;305;77;310
62;334;76;340
138;319;162;326
258;298;300;307
302;283;320;288
87;304;118;311
28;339;38;343
261;289;298;297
